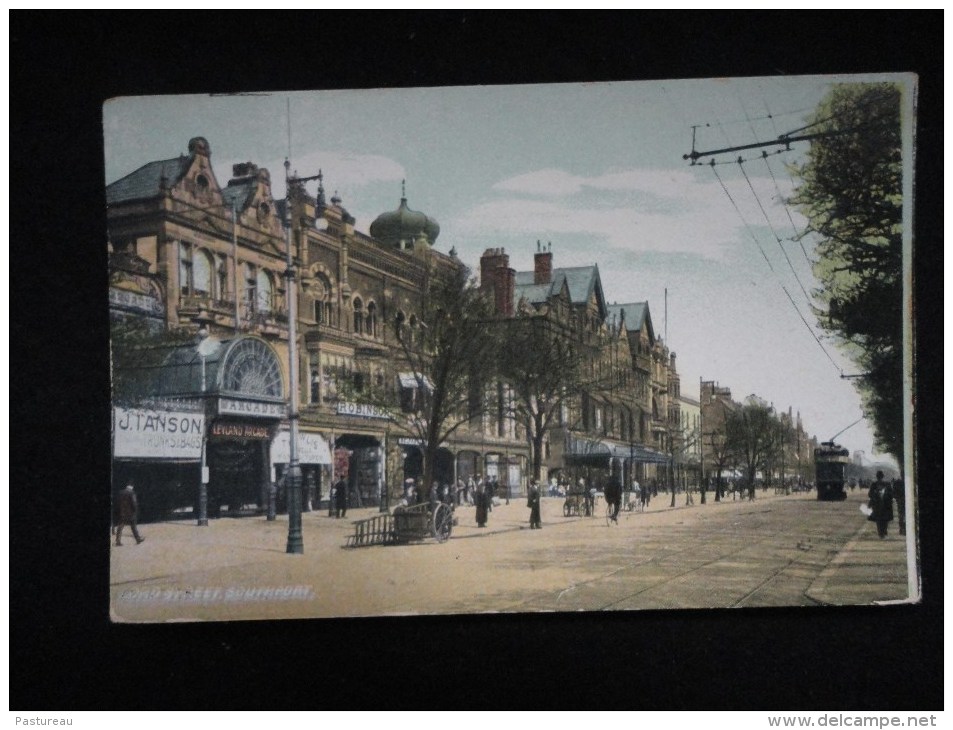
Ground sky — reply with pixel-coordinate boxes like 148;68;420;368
103;74;913;468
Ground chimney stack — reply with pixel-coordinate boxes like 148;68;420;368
534;240;553;285
480;247;514;317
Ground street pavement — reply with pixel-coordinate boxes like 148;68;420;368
110;487;913;623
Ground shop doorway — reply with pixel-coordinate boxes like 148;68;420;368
207;439;267;516
335;435;382;507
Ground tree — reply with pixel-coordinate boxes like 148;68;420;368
388;263;500;501
725;397;778;500
790;82;904;462
497;315;600;482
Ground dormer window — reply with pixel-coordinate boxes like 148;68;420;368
257;202;270;224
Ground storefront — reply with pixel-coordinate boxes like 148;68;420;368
564;434;669;489
112;335;287;520
335;434;384;508
271;429;333;511
112;404;205;521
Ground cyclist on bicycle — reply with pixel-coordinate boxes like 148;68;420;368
604;475;622;523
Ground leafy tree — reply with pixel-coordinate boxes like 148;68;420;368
497;315;598;482
790;82;904;462
725;397;778;500
387;263;501;501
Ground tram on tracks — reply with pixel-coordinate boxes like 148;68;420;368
814;441;850;501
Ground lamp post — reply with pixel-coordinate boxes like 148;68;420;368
193;308;219;527
281;165;326;554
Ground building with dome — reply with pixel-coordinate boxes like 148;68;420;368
107;137;530;522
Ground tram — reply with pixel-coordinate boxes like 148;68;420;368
814;441;850;501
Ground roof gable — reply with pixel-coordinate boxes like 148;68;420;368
106;157;190;205
514;265;606;320
607;302;655;342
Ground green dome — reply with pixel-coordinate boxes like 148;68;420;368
370;186;440;248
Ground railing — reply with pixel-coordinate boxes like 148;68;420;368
346;513;397;547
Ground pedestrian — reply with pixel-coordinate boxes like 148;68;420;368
475;481;488;528
866;471;894;538
328;480;336;517
466;476;475;505
577;477;591;516
893;478;906;536
334;476;348;518
115;483;145;546
604;474;622;523
527;480;542;529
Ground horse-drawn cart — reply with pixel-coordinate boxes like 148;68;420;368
346;501;454;547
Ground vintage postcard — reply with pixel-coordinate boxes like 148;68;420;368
106;74;918;623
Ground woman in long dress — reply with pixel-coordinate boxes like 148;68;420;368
475;481;488;527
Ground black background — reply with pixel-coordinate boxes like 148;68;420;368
10;11;942;710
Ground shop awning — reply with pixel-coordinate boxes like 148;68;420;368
398;372;433;390
565;436;670;465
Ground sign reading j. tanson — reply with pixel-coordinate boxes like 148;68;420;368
113;407;205;459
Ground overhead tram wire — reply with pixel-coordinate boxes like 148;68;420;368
737;159;813;306
709;159;843;379
742;95;815;268
781;285;843;375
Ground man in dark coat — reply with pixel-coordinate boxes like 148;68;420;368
527;481;542;529
115;484;144;546
604;475;622;523
867;471;894;538
334;477;348;518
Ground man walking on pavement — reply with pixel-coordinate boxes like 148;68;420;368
866;471;894;539
115;484;144;546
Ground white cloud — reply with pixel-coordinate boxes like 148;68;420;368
461;166;805;258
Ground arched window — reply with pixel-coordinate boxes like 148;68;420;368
193;249;213;297
256;270;273;313
312;273;333;326
395;310;405;340
353;297;364;334
366;301;377;338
